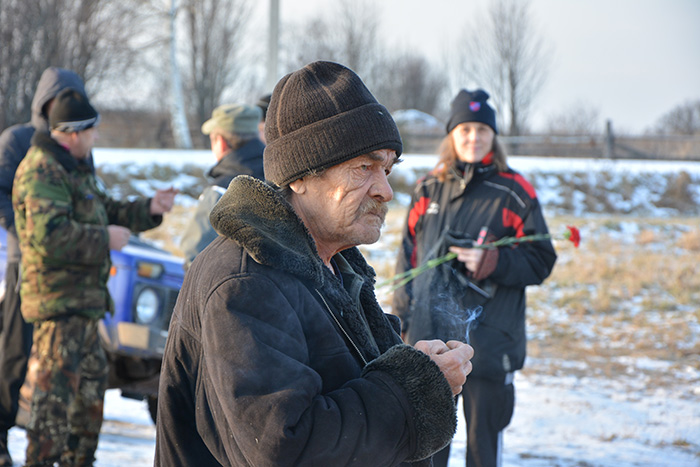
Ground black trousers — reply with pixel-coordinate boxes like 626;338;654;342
432;377;515;467
0;262;33;433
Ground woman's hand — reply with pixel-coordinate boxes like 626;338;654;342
449;246;484;274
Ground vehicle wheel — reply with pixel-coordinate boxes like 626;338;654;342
147;395;158;424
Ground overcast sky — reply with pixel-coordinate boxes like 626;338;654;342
258;0;700;134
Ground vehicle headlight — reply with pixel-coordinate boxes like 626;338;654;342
137;261;164;279
135;287;159;324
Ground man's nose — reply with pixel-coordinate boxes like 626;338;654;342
371;171;393;202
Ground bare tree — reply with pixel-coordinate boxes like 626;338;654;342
279;0;448;115
0;0;38;129
180;0;253;146
90;0;255;149
280;0;382;88
0;0;143;129
335;0;381;80
451;0;552;135
653;99;700;135
373;52;447;115
280;17;340;70
546;102;602;136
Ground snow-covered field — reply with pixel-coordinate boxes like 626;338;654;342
6;149;700;466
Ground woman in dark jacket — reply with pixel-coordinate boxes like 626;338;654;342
393;89;557;467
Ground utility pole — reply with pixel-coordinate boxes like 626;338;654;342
604;119;614;159
169;0;193;149
266;0;280;91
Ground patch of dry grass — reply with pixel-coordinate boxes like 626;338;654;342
677;229;700;251
524;217;700;386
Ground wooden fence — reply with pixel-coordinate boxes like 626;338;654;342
402;121;700;160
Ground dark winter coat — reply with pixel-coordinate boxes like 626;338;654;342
13;132;161;322
156;175;457;466
0;67;86;263
393;158;557;383
179;138;265;266
208;138;265;187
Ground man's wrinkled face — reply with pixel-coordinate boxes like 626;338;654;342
290;149;400;256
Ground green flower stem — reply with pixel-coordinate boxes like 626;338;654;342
377;232;554;292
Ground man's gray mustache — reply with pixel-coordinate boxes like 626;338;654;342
359;199;388;218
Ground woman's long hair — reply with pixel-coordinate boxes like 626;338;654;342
432;133;509;182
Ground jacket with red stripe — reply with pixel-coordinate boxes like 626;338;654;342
392;157;556;382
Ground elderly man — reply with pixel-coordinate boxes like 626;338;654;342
13;88;177;466
155;61;473;466
180;103;264;268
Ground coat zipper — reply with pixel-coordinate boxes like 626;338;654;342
314;289;368;366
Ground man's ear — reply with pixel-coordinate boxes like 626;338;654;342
211;134;229;160
215;134;229;150
288;178;306;194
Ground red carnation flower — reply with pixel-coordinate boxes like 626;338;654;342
564;225;581;248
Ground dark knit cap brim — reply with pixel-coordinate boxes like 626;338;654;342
264;102;401;187
263;61;402;187
49;88;99;133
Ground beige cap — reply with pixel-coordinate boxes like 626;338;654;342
201;104;262;135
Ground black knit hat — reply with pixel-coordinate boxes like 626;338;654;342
446;89;497;135
263;61;403;187
49;88;100;133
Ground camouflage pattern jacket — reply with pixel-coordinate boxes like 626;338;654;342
13;131;162;322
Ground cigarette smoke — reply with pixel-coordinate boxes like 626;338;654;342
462;305;482;345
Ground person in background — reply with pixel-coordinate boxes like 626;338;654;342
179;103;265;268
13;89;177;466
256;93;272;144
155;61;474;466
0;67;88;467
392;89;557;467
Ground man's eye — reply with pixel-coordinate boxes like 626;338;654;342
360;164;370;171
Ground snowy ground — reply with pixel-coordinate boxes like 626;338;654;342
5;150;699;466
7;390;156;466
8;373;698;466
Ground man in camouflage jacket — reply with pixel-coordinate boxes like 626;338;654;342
12;89;176;466
0;67;88;467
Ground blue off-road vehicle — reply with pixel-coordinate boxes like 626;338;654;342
0;228;184;424
99;235;184;421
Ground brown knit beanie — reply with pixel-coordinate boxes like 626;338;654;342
263;61;403;187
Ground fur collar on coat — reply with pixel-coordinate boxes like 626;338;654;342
209;175;401;362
